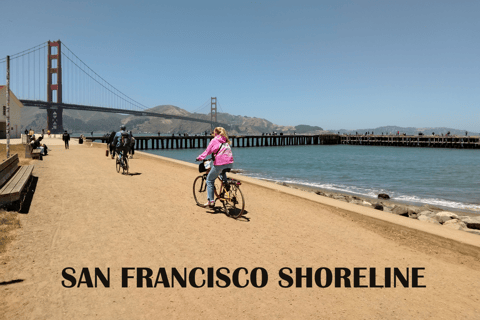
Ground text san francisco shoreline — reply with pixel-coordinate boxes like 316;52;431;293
61;267;426;288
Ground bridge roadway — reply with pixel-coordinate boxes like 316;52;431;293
20;100;229;127
85;134;480;150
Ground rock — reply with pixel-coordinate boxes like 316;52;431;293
378;193;390;200
420;204;444;212
418;211;435;217
392;205;409;217
443;219;467;230
408;211;418;219
373;203;383;211
362;201;372;207
434;211;459;224
417;215;441;225
344;196;354;202
457;216;480;230
333;195;346;201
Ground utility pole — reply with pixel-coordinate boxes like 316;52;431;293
6;56;10;158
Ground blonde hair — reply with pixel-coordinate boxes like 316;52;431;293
214;127;231;144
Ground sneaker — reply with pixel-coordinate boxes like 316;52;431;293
201;201;215;208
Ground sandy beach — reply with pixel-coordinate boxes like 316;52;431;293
1;137;480;319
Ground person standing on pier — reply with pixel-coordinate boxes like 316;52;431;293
196;127;234;208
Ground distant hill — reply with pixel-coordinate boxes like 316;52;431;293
333;126;479;136
21;107;126;133
20;105;327;135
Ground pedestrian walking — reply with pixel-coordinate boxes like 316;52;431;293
62;130;71;149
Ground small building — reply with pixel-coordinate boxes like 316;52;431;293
0;85;23;138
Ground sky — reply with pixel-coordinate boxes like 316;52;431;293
1;0;479;131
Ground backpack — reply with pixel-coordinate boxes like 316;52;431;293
120;132;131;149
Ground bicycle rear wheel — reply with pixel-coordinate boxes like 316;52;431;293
193;175;209;206
116;158;121;173
223;184;245;218
123;157;129;175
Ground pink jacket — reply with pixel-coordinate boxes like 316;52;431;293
197;135;234;166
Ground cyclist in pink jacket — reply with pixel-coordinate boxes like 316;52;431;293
196;127;234;207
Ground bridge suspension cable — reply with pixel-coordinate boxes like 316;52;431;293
61;42;149;111
0;42;48;101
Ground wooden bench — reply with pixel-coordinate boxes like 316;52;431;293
0;154;35;210
31;148;42;160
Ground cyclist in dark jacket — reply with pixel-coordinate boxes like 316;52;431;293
107;131;116;158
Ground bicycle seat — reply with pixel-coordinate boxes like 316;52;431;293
221;168;231;174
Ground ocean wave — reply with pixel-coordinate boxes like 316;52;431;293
240;173;480;212
394;195;480;211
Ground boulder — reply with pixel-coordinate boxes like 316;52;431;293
420;204;444;212
435;211;459;224
418;211;435;218
373;203;383;211
408;211;419;219
392;205;409;217
362;201;372;207
417;215;441;225
457;216;480;230
378;193;390;200
443;219;467;230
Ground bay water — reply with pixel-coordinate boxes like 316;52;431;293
138;140;479;213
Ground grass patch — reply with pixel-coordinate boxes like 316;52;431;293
0;144;33;165
0;210;21;254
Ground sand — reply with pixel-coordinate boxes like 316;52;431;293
1;137;480;319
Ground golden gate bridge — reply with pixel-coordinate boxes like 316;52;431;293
0;40;227;134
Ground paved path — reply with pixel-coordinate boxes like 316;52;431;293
1;142;480;319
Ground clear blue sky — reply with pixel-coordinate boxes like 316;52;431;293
2;0;479;131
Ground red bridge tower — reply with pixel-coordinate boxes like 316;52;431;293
47;40;64;133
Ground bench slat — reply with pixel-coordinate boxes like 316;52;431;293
8;165;34;195
0;165;34;202
0;154;19;172
0;160;19;188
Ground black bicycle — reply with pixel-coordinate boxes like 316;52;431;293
193;159;245;219
116;149;129;174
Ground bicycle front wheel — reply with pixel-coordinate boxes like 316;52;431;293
193;175;209;206
223;184;245;218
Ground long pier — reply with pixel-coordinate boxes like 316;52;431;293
340;135;480;149
86;134;340;150
85;134;480;150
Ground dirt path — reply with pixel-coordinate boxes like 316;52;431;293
1;140;480;319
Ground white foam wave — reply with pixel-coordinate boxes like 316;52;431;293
240;173;480;212
394;195;480;211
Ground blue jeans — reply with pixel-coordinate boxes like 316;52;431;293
206;163;233;201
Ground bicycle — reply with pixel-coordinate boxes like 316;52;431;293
115;148;129;174
193;159;245;219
